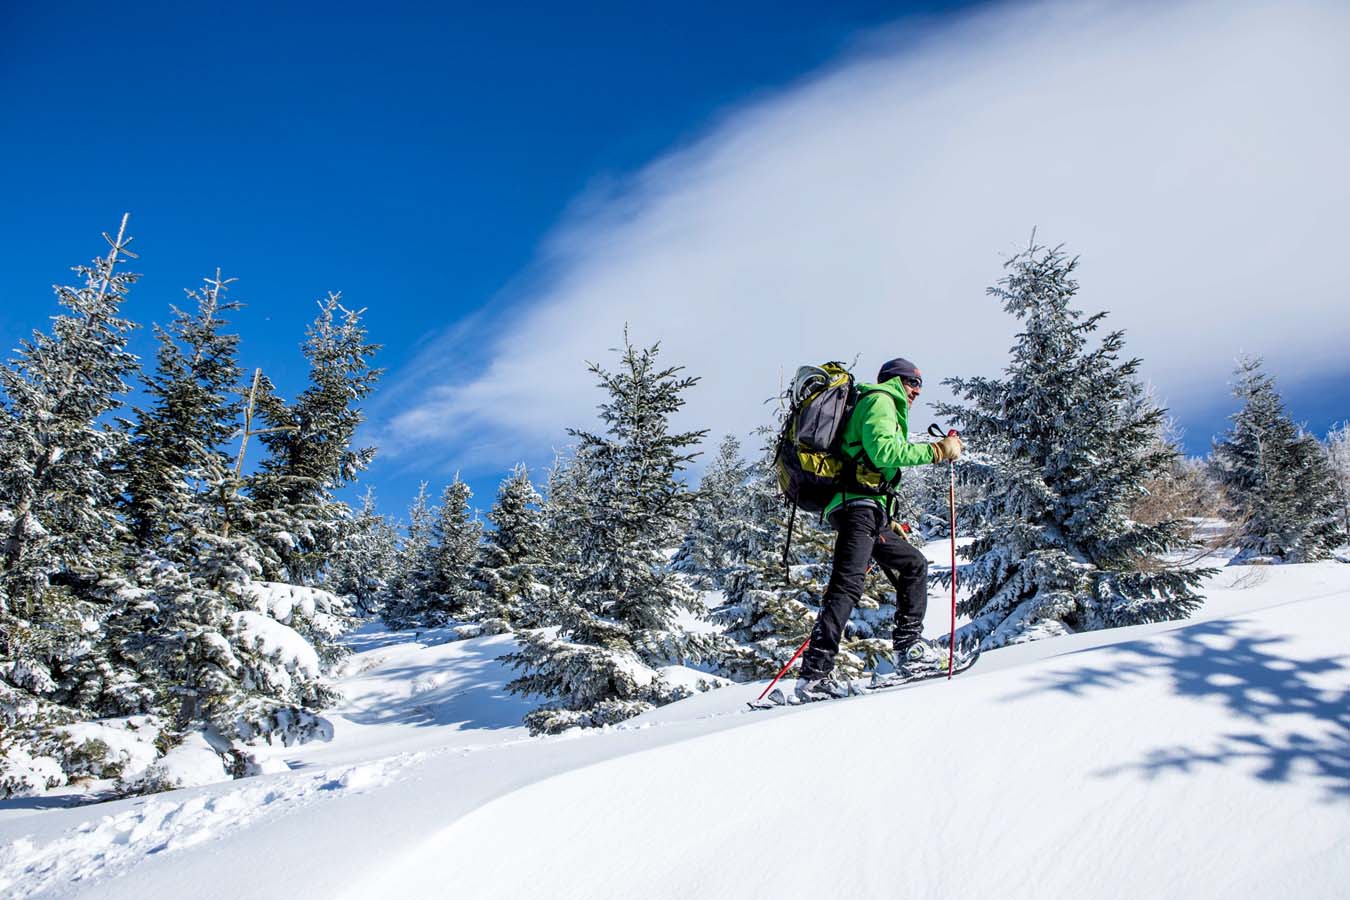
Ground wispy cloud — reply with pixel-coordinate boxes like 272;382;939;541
372;0;1350;475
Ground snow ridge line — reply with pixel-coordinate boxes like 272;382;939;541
0;715;748;897
0;754;424;898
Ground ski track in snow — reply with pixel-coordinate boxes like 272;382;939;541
0;754;422;897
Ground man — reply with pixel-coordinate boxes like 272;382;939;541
795;357;963;702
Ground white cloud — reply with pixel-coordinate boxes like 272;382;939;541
373;0;1350;474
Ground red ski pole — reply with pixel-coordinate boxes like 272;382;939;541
929;423;961;679
755;635;811;703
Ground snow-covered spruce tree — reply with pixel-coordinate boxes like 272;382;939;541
382;483;436;628
0;218;150;795
475;463;547;632
247;296;382;584
119;272;243;555
326;487;400;615
1210;357;1341;562
936;241;1206;648
1326;421;1350;541
673;433;752;589
531;447;597;628
427;477;483;619
92;270;254;776
504;334;710;734
105;551;342;783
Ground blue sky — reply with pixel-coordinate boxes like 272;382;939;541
3;0;1347;521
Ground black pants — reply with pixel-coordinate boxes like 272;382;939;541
799;501;929;679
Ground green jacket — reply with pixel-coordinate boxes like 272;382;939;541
823;377;937;521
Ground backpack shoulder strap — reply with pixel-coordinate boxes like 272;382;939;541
842;387;905;493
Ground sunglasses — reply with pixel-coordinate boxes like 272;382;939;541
900;376;923;390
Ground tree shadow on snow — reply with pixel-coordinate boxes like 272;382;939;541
1006;620;1349;800
0;790;118;812
338;621;430;654
338;651;530;732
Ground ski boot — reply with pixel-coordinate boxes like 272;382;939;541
794;675;851;703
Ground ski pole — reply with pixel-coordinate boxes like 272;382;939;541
756;635;811;703
929;423;961;679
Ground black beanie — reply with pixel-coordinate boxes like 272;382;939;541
877;357;922;386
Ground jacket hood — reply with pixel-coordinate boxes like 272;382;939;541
863;378;910;412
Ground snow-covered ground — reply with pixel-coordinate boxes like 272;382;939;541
2;556;1347;899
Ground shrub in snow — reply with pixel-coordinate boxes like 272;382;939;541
1210;358;1342;563
505;334;713;734
119;730;228;795
54;716;164;781
244;581;353;669
937;241;1207;647
111;558;339;764
0;744;65;798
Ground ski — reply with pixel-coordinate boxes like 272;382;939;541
866;646;981;691
745;647;981;710
747;688;787;710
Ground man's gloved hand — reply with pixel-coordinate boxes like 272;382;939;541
931;434;964;463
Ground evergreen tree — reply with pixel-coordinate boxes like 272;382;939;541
0;218;145;789
383;483;436;628
1210;358;1342;562
532;448;597;628
475;463;546;632
1325;421;1350;542
504;334;709;734
674;434;752;589
106;277;346;775
248;296;382;583
382;477;483;629
427;477;483;618
0;216;139;616
326;487;400;615
937;241;1206;647
120;271;243;556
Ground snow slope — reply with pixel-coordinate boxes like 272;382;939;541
2;561;1346;899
